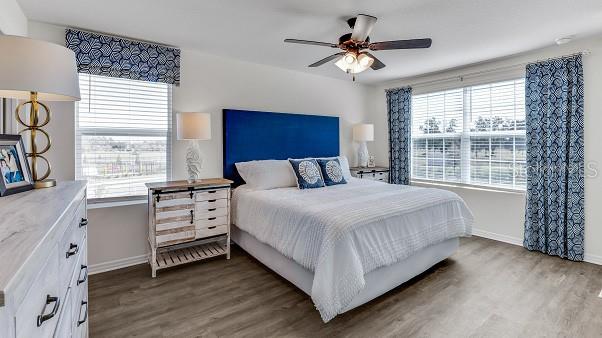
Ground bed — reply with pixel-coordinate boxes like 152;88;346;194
223;109;473;322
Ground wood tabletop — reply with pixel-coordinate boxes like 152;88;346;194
350;166;389;172
145;178;233;191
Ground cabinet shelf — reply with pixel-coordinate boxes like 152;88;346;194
156;240;227;270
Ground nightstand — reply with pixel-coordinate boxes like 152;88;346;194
350;166;390;183
146;178;233;277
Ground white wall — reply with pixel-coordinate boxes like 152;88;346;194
27;21;370;268
0;0;27;36
367;35;602;264
24;20;602;268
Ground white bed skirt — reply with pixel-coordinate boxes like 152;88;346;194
231;224;459;313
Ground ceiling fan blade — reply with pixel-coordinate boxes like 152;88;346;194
308;53;345;67
350;14;377;42
369;38;432;51
364;52;386;70
284;39;338;48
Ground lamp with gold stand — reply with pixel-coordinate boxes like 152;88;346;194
0;36;80;188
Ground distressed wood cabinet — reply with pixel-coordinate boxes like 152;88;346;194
350;166;390;183
146;178;233;278
0;181;88;338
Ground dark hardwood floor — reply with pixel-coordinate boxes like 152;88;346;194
89;237;602;337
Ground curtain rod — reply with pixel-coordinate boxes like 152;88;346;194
67;27;179;50
390;50;591;90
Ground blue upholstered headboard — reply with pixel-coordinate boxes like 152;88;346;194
223;109;340;186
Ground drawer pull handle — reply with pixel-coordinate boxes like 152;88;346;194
77;264;88;285
37;295;60;327
208;226;217;229
208;217;216;221
208;208;216;212
77;300;88;326
190;210;194;224
79;218;88;228
208;199;216;203
66;243;79;258
208;190;216;194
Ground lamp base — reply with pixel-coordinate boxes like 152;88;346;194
358;141;369;167
34;178;56;189
186;141;203;182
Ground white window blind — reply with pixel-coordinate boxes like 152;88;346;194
411;79;525;190
76;74;172;200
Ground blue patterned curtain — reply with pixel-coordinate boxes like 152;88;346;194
524;55;584;261
386;87;412;185
65;29;180;85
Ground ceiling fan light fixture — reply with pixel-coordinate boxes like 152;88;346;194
357;53;374;67
335;56;370;74
343;52;357;64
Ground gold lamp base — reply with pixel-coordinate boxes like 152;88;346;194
33;179;56;189
15;92;55;189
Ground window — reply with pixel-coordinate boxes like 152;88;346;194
411;79;525;190
76;74;171;200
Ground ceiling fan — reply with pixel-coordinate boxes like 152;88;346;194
284;14;432;80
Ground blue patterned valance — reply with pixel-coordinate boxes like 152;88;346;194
65;29;180;85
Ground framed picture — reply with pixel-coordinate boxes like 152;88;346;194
0;134;33;196
367;155;376;168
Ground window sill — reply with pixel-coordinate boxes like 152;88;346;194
87;196;148;209
410;179;526;195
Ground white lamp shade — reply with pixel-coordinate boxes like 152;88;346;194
353;124;374;142
0;35;80;101
177;112;212;140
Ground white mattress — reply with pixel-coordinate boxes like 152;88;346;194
232;178;473;322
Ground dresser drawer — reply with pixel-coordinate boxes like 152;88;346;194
196;215;228;229
196;198;228;210
58;218;86;296
15;245;60;338
195;189;228;202
195;207;228;220
53;288;73;338
74;197;88;238
72;266;88;338
196;224;228;239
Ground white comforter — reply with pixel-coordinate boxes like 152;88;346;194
232;179;473;322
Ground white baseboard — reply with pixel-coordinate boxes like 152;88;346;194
89;254;148;275
472;228;602;266
472;228;523;247
584;253;602;266
88;229;601;275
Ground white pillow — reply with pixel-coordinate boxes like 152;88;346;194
235;160;296;190
336;156;353;181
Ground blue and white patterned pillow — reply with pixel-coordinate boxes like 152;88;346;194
288;159;325;189
317;158;347;186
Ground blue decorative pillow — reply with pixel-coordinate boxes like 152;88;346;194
288;159;325;189
317;158;347;186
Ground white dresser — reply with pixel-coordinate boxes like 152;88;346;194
146;179;233;278
0;181;88;338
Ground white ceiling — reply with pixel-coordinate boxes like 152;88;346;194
17;0;602;84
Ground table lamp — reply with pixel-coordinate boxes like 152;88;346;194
353;123;374;167
0;35;80;188
177;112;212;182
